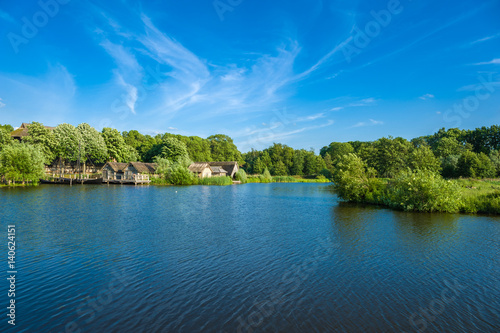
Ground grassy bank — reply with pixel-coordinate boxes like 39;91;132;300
247;175;330;183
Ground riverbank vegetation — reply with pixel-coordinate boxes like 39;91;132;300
330;125;500;214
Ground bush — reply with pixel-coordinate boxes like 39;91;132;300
166;163;197;185
332;153;374;202
384;169;463;213
235;169;248;183
0;142;45;184
198;176;233;185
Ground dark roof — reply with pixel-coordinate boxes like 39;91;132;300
11;123;55;139
189;162;211;173
128;162;157;173
210;166;227;174
103;162;128;172
208;161;239;177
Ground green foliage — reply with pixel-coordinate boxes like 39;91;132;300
77;123;108;163
457;151;496;178
235;168;248;183
364;137;413;178
23;122;56;164
384;170;463;213
198;176;233;185
158;137;189;162
489;150;500;177
53;123;82;162
0;124;14;133
208;134;242;162
102;127;137;162
154;156;196;185
320;142;354;165
332;153;376;202
262;167;272;182
408;145;441;173
0;143;45;183
0;128;13;151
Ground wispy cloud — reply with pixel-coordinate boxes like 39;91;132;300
352;119;384;128
297;113;325;122
473;59;500;66
348;98;376;107
468;33;500;46
330;107;344;111
0;98;5;108
419;93;435;100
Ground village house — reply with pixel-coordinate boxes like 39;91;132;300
209;161;239;178
188;161;239;178
10;123;55;141
102;162;157;182
188;162;212;178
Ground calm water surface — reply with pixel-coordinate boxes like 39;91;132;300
0;183;498;332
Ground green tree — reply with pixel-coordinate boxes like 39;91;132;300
208;134;242;162
158;137;189;162
408;146;441;173
332;153;376;202
77;123;108;163
489;150;500;177
321;142;354;165
0;128;13;151
101;127;137;162
53;123;82;162
0;124;14;133
456;151;495;178
272;160;287;176
23;122;56;164
235;168;248;183
0;143;45;184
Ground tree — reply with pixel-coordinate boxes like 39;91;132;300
456;151;495;178
158;137;189;162
332;153;374;202
76;123;108;164
489;150;500;177
321;142;354;165
262;167;272;182
101;128;137;162
272;160;287;176
0;128;12;151
53;123;82;162
23;122;56;164
0;143;45;184
0;124;14;133
408;146;441;173
208;134;242;162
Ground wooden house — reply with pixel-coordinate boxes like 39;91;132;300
102;162;157;182
208;162;239;178
102;162;128;181
209;166;228;177
188;162;212;178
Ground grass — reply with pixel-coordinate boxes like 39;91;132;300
197;176;233;186
246;175;331;183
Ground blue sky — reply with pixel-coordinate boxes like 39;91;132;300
0;0;499;152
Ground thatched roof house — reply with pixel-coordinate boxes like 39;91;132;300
209;162;239;178
11;123;55;141
102;162;157;181
210;166;227;177
188;162;212;178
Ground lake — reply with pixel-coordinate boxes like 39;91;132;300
1;183;498;332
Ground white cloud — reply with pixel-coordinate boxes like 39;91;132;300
352;119;384;128
473;59;500;65
469;33;500;46
419;93;435;100
167;126;177;130
330;107;344;111
297;113;325;122
348;98;376;107
0;98;5;108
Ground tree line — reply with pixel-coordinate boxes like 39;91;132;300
1;122;500;184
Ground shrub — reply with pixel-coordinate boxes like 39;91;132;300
332;153;375;202
235;169;248;183
384;169;463;213
198;176;233;185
